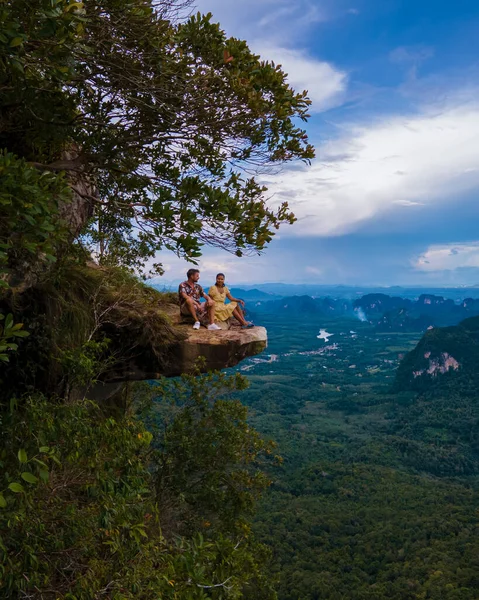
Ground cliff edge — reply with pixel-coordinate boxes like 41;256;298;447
103;302;267;381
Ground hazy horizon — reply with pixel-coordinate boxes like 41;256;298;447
150;277;479;292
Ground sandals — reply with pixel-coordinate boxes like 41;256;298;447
242;322;254;329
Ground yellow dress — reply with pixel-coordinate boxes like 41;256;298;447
208;285;237;322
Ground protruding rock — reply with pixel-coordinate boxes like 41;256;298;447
103;303;267;382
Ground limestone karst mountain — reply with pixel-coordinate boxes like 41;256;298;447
394;315;479;391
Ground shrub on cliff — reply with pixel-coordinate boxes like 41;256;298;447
0;372;277;599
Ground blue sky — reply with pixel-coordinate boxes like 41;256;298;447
153;0;479;287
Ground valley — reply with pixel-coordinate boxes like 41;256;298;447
232;295;479;599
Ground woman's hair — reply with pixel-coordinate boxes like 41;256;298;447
216;273;225;278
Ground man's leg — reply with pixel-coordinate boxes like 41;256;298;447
184;297;200;322
207;300;215;325
204;301;221;330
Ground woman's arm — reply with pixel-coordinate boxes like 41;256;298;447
226;290;245;306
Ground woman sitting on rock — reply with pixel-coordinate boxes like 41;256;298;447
208;273;254;328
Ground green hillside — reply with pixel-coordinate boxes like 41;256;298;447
234;310;479;599
395;315;479;391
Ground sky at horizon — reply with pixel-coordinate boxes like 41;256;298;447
153;0;479;287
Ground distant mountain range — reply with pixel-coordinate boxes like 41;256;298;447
154;279;479;335
150;281;479;301
353;293;479;331
246;294;351;317
240;291;479;332
228;288;281;302
225;283;479;300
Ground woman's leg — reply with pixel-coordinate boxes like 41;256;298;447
232;306;248;326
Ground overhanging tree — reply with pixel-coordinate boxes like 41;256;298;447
1;0;314;279
0;4;312;595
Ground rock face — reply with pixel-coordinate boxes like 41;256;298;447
393;316;479;391
5;149;95;294
103;303;268;382
6;255;267;404
413;352;460;378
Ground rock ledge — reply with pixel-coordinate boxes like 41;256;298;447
105;303;267;381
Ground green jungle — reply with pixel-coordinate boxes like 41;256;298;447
229;297;479;600
1;0;479;599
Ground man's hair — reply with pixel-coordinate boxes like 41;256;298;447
187;268;200;278
216;273;225;278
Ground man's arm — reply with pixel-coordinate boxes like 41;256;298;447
202;292;214;305
179;284;198;305
178;284;188;302
200;287;214;305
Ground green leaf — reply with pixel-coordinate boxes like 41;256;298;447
4;314;13;330
65;1;84;12
39;470;49;482
10;58;24;75
8;482;24;493
9;37;24;48
0;493;6;508
18;448;27;464
39;446;50;453
12;330;29;338
21;472;38;484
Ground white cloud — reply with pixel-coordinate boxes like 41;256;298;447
148;251;270;287
389;45;435;83
265;94;479;236
392;200;424;206
193;0;347;112
252;44;347;111
390;45;435;65
414;243;479;272
193;0;328;42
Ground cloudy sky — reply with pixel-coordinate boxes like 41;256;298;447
155;0;479;287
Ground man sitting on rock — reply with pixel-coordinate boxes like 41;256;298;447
178;268;221;330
